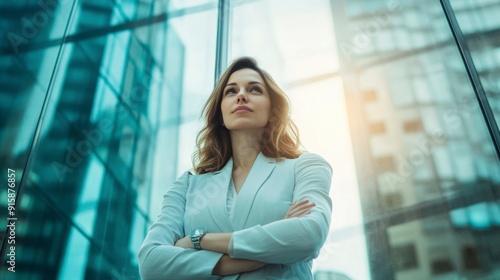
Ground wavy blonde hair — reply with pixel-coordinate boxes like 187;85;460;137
192;57;302;174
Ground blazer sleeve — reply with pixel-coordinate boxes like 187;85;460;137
228;153;333;264
138;171;224;280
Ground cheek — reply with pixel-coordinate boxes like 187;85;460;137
264;100;272;118
220;100;230;117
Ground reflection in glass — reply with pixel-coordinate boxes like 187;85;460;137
333;0;500;279
449;0;500;135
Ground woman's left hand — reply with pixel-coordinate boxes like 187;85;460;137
174;236;194;249
285;199;315;219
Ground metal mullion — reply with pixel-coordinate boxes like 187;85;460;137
440;0;500;161
214;0;230;83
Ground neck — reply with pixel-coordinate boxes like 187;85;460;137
230;129;262;170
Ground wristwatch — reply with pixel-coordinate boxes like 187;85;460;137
190;227;208;250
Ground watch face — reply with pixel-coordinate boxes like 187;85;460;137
192;227;206;237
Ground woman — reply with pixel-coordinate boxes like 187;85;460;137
138;57;332;279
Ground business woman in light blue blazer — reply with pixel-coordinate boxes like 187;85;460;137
138;57;333;280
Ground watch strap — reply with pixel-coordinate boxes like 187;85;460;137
190;228;207;250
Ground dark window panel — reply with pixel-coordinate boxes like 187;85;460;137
462;246;482;270
431;258;454;275
391;244;418;271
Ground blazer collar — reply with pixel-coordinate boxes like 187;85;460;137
206;152;277;231
205;158;233;232
230;152;276;230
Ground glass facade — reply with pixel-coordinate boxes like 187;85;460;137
0;0;499;279
332;0;500;279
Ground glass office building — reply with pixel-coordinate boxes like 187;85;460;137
0;0;499;279
331;0;500;279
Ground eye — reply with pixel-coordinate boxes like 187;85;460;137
225;88;236;95
250;86;262;93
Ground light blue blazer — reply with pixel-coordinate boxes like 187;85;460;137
138;152;333;280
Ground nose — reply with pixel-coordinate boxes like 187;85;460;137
236;90;248;103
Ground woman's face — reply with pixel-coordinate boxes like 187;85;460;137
220;68;271;132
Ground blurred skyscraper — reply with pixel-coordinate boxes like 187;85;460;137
331;0;500;279
0;0;190;278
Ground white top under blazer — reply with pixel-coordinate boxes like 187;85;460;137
138;152;333;280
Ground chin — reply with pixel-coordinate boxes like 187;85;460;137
226;123;267;131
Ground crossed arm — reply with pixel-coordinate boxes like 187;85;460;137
138;153;332;279
174;200;316;276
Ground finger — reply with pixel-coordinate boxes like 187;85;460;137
294;199;309;206
288;202;314;215
288;199;309;211
290;201;315;212
297;210;312;218
289;208;309;218
287;202;315;217
286;201;303;217
292;207;313;218
298;202;315;209
286;200;312;218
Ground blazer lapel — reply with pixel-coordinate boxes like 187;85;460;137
206;159;234;232
231;152;276;230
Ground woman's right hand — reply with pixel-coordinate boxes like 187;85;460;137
285;199;316;219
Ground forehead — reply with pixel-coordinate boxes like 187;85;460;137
226;68;264;85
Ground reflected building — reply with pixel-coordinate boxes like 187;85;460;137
332;0;500;279
0;0;187;279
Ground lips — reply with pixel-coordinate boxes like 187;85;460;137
232;105;253;113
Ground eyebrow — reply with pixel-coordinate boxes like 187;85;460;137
224;81;264;88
